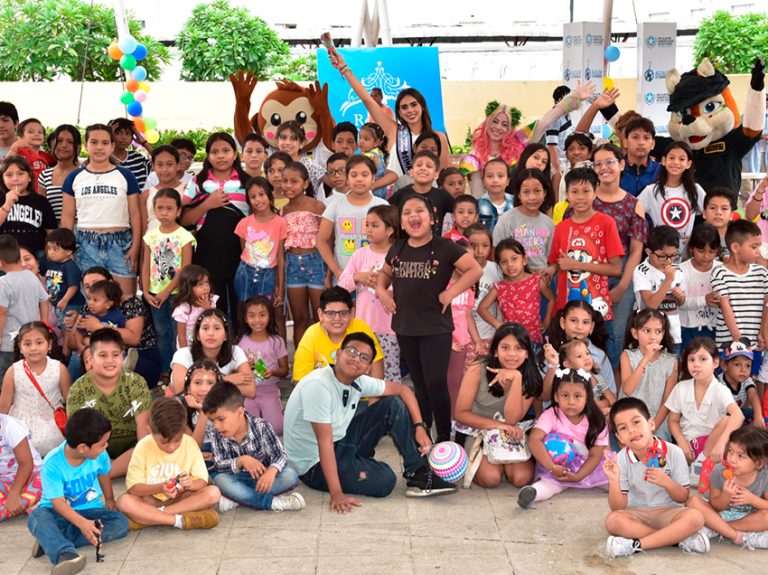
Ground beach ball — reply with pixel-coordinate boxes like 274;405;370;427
605;45;620;62
544;432;576;467
428;441;467;483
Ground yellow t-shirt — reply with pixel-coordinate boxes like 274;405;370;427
292;318;384;382
126;434;209;501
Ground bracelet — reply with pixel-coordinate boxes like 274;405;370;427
753;194;764;202
339;65;349;75
413;422;429;431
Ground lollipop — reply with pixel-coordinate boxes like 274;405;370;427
428;442;467;484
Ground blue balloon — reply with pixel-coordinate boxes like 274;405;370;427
132;66;147;82
132;44;147;62
126;101;143;117
605;45;620;62
118;36;138;55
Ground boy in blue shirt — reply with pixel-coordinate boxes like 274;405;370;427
27;408;128;575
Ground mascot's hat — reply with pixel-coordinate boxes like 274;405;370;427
667;65;730;112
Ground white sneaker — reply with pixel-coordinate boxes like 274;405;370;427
606;536;638;558
742;530;768;550
679;529;711;554
218;496;239;513
701;526;719;540
271;492;305;512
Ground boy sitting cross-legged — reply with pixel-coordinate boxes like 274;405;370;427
118;397;221;530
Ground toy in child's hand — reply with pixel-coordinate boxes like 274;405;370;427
544;433;576;468
94;518;104;562
698;457;716;493
321;32;340;63
248;351;267;379
165;474;185;496
643;442;667;481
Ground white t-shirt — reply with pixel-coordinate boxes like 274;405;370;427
143;170;193;192
62;166;139;228
632;260;683;343
638;183;706;254
474;261;503;340
322;193;388;270
0;414;42;482
678;259;719;330
665;376;735;441
171;345;248;380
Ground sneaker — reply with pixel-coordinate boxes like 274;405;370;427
701;526;720;540
124;348;139;372
605;536;638;559
31;541;44;559
679;529;711;554
405;467;458;498
218;496;239;513
181;509;220;529
127;518;148;531
742;530;768;550
52;551;86;575
271;492;306;512
517;485;537;510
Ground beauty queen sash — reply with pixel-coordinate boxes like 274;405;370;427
396;124;414;173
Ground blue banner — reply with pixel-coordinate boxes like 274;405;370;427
317;46;445;133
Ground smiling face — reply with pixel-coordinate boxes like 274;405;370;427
565;180;596;215
281;167;309;199
482;162;509;196
86;130;114;166
19;247;39;274
90;341;123;380
566;140;590;165
245;303;271;336
277;131;303;159
19;327;51;364
400;197;433;240
525;149;549;172
486;111;512;143
411;156;438;186
560;307;594;340
247;184;272;215
187;367;217;404
592;149;624;187
612;408;655;454
335;339;375;380
495;334;528;370
318;301;353;339
497;247;526;281
21;121;45;148
2;162;31;195
397;95;422;126
53;130;77;163
668;93;733;150
661;146;692;178
153;150;179;186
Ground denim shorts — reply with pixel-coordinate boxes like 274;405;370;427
75;228;134;278
234;262;276;301
286;251;326;290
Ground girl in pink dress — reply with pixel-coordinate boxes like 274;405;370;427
477;239;554;345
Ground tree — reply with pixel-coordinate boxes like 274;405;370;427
177;0;290;81
0;0;169;81
271;53;318;82
693;11;768;74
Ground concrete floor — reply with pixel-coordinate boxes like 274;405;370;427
2;436;766;575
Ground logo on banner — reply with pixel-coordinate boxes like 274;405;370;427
564;68;571;81
646;36;657;49
644;66;655;82
586;33;593;47
565;35;573;47
584;67;591;81
338;61;409;117
645;92;655;104
661;198;691;229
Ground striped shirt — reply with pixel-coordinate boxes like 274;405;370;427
37;168;63;222
117;150;150;190
711;263;768;346
209;412;287;474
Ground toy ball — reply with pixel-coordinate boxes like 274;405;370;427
133;90;147;103
145;129;160;145
132;66;147;82
144;117;157;131
428;441;467;483
125;79;139;93
605;45;620;62
544;432;576;468
119;91;134;106
120;54;137;71
603;76;615;90
132;43;147;61
126;101;143;117
107;43;123;60
118;35;138;55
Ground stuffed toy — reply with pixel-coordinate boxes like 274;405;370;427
230;70;335;155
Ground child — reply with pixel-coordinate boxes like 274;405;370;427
242;133;268;178
619;310;678;440
0;322;70;456
378;194;483;442
679;223;721;349
331;121;358;158
745;174;768;258
556;131;594;202
546;167;623;322
0;156;57;254
172;265;217;349
719;340;763;427
337;205;401;382
0;413;42;521
464;224;502;362
321;152;350;206
477;158;513;233
73;280;125;352
140;145;186;234
518;368;608;508
44;228;85;332
143;137;196;192
686;426;768;548
358;122;393;199
280;160;327;347
633;225;685;347
558;338;616;415
235;296;289;434
391;131;443;193
478;239;554;344
389;150;454;236
28;408;128;572
20;246;60;339
179;359;222;463
453;323;543;488
0;235;49;377
443;195;479;241
666;337;745;466
492;168;555;272
638;141;706;254
234;177;287;313
264;151;291;210
203;382;305;512
619;116;660;197
602;397;710;557
702;187;737;259
38;124;82;222
8;118;53;192
438;167;467;199
118;398;221;530
276;121;324;191
108;117;151;190
711;220;768;351
142;188;196;375
318;155;388;282
66;329;152;478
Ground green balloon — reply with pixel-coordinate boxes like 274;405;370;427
145;117;157;130
120;54;137;71
119;91;135;105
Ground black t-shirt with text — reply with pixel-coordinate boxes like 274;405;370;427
389;185;455;237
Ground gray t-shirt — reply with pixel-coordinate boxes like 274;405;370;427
492;208;554;270
0;270;48;351
322;193;388;271
618;438;689;508
710;464;768;515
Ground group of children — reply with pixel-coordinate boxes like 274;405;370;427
1;77;768;570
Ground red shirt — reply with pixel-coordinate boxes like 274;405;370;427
15;148;54;193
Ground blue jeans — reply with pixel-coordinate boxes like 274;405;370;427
75;229;134;278
28;506;128;564
286;251;327;290
299;396;427;498
148;294;175;373
210;466;299;510
234;262;276;302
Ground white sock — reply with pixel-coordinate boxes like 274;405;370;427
174;514;183;529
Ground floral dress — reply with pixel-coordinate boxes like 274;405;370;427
496;275;543;343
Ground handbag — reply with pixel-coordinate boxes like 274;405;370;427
23;361;67;434
482;416;533;465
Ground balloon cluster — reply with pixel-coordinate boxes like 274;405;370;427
107;36;160;144
601;44;621;139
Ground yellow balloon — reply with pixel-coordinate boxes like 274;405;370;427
146;129;160;144
138;81;151;93
603;77;615;90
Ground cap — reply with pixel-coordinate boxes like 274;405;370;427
722;339;754;362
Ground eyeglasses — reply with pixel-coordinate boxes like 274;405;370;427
343;346;373;365
326;168;346;176
323;309;351;319
652;251;680;261
178;152;194;161
593;158;619;169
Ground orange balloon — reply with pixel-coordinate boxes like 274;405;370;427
125;79;139;93
133;118;146;133
107;43;123;60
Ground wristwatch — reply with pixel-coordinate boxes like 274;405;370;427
413;422;429;431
